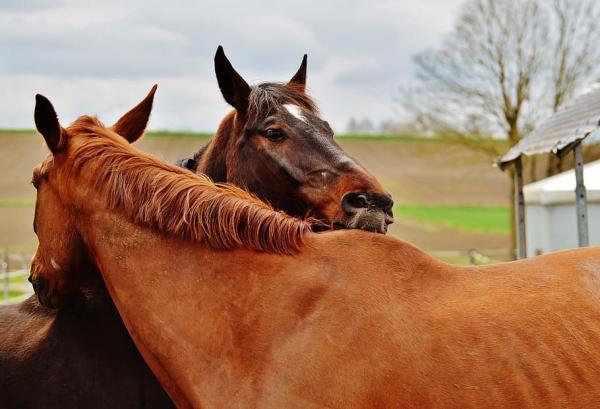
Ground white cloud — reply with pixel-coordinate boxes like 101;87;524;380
0;0;464;131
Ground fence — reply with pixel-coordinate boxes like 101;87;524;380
429;248;512;265
0;247;510;305
1;250;33;305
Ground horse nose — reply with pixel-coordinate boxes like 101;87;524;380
342;192;369;214
32;276;46;295
342;192;394;215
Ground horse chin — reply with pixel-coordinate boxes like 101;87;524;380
30;273;76;309
340;209;393;234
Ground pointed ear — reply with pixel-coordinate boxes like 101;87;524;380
287;54;307;91
34;94;64;154
214;45;251;113
111;84;157;143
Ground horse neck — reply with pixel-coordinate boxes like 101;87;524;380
75;203;450;407
74;209;292;407
195;111;238;183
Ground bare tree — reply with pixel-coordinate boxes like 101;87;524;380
401;0;600;253
546;0;600;174
406;0;546;150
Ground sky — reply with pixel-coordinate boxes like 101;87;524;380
0;0;464;132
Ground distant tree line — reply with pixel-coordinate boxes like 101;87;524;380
345;117;417;135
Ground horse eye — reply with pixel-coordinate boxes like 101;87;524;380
265;129;286;142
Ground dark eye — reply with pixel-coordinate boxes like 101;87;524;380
265;129;286;142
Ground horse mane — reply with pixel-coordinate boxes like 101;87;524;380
67;116;312;255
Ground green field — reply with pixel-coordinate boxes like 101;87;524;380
0;199;35;207
0;130;512;261
146;130;213;139
394;205;510;234
1;289;25;298
0;275;30;302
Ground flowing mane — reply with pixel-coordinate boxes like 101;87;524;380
67;116;311;254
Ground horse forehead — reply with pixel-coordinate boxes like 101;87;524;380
32;158;54;183
283;104;308;124
279;104;353;164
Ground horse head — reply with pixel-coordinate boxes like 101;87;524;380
29;86;157;308
182;47;394;234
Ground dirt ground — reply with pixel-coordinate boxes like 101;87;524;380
0;133;511;259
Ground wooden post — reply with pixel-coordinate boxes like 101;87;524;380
573;142;589;247
2;249;8;301
514;157;527;259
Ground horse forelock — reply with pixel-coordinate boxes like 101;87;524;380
63;117;311;255
245;82;318;128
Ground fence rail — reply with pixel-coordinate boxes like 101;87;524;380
1;269;33;305
1;249;33;305
0;247;509;305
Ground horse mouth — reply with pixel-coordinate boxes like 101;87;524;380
344;208;393;234
320;209;393;234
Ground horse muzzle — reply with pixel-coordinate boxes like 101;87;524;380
336;191;394;234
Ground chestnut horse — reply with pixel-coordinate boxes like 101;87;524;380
177;46;393;233
0;87;173;409
30;93;600;408
2;63;390;407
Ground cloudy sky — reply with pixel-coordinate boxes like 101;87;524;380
1;0;463;132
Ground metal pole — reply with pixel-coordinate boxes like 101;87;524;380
2;249;8;300
514;157;527;259
574;142;589;247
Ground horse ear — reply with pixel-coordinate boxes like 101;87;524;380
112;84;157;143
214;46;251;113
287;54;307;91
34;94;64;154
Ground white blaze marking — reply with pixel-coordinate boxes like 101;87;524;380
284;104;306;123
50;258;61;270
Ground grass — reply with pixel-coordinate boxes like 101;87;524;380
0;199;34;207
7;272;29;285
0;129;36;135
335;133;434;142
0;289;26;299
394;205;510;234
131;131;431;141
146;130;213;139
0;271;31;302
0;129;510;150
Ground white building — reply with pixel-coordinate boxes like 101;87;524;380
524;159;600;256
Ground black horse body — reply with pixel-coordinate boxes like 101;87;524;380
0;293;174;409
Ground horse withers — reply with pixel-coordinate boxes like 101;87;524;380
29;92;600;408
178;46;394;233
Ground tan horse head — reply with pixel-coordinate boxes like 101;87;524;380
30;87;157;307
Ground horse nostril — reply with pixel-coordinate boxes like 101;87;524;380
32;277;47;295
342;192;370;214
377;194;394;213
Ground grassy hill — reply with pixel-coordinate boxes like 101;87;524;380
0;131;511;263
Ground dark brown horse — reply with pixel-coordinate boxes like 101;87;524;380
30;92;600;408
0;88;174;409
0;292;173;409
177;46;393;233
